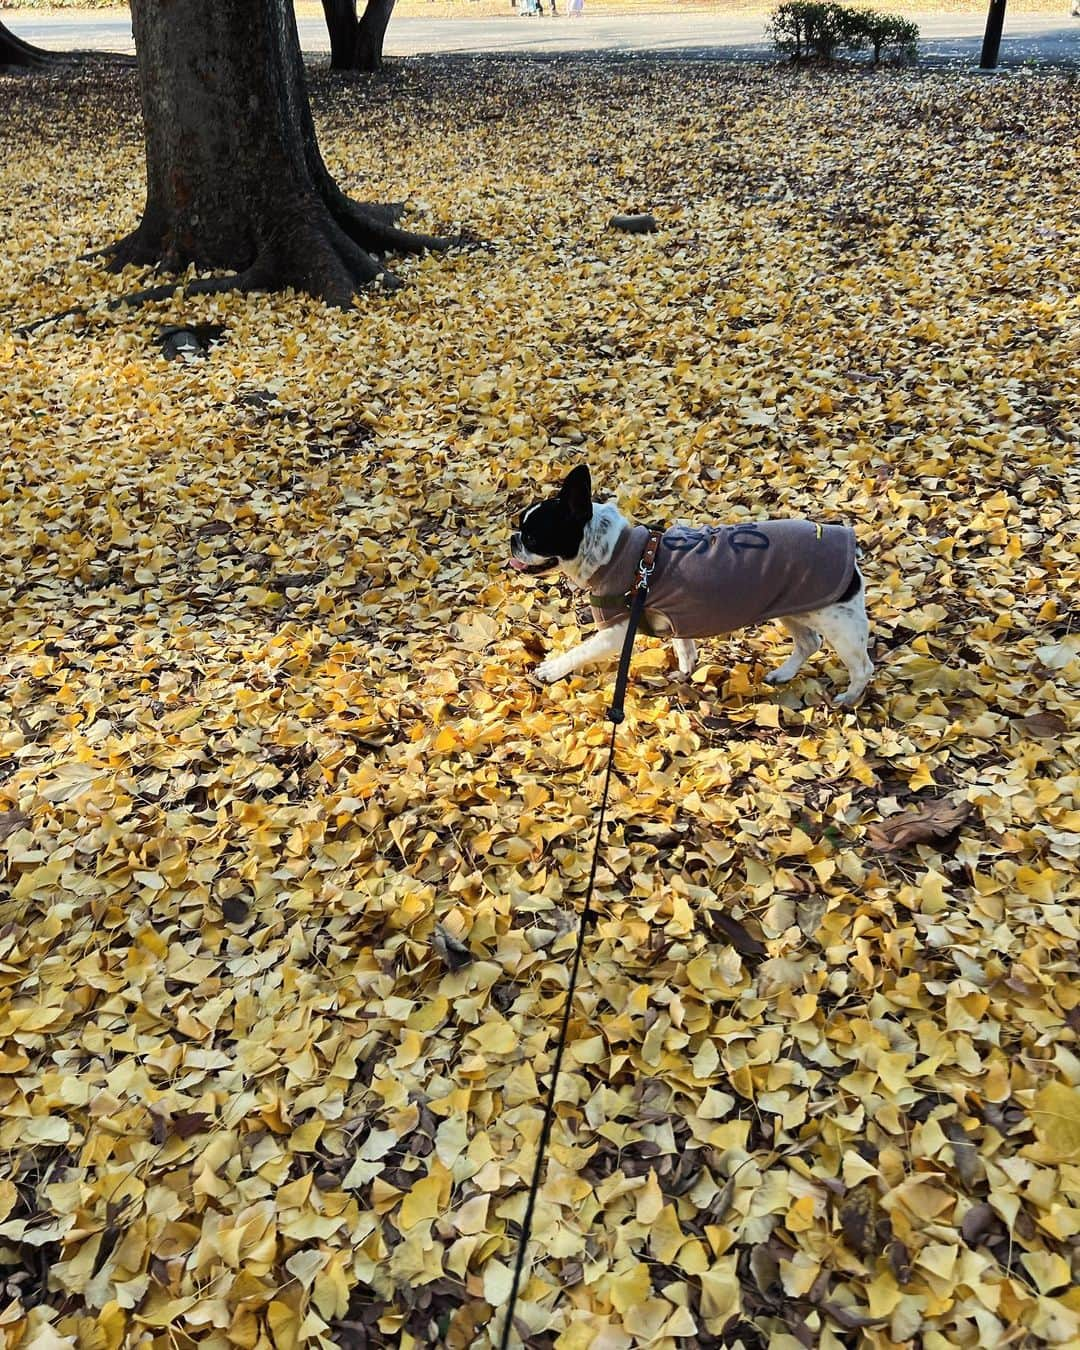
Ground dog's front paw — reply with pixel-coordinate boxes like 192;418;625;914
535;658;570;684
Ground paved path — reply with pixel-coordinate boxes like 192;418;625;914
10;9;1080;65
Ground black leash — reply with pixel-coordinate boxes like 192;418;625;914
497;530;662;1350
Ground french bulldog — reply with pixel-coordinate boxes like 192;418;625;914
510;465;872;706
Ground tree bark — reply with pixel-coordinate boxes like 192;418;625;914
0;19;57;67
321;0;359;70
354;0;396;71
105;0;445;305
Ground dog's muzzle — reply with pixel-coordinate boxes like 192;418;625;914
509;533;559;575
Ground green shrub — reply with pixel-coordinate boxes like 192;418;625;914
768;3;829;62
767;3;857;62
833;4;870;56
863;12;920;64
768;2;919;66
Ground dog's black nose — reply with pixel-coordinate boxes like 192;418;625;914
511;532;521;550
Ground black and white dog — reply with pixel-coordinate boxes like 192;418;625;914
510;466;872;706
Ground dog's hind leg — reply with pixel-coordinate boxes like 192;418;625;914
811;594;872;707
765;618;821;686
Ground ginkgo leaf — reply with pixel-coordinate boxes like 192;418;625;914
1030;1082;1080;1163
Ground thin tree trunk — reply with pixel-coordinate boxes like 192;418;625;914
103;0;446;305
354;0;396;71
321;0;359;70
0;19;57;67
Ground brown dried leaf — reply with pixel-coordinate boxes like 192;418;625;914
817;1301;889;1331
943;1120;981;1190
221;896;249;925
865;799;972;851
709;911;767;959
888;1239;911;1284
961;1202;997;1248
839;1182;892;1260
0;810;31;843
432;924;472;970
1016;711;1069;738
171;1112;212;1140
749;1243;779;1295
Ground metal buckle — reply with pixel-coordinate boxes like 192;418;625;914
637;529;662;589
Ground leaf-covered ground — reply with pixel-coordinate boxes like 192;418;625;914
1;54;1079;1350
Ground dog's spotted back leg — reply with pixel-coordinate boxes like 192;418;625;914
672;638;698;676
811;598;872;706
765;618;821;685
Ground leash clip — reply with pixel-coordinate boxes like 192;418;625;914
632;526;663;595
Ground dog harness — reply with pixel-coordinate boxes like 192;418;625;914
589;521;857;638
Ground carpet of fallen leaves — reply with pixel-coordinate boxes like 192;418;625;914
1;52;1079;1350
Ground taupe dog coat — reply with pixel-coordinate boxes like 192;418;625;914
589;521;857;639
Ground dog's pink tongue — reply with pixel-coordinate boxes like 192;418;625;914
508;558;528;572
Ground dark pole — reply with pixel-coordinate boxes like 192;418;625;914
980;0;1007;68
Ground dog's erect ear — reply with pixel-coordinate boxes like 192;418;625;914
560;465;593;525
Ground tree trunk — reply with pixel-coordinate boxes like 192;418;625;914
355;0;396;71
0;19;57;67
321;0;396;73
106;0;446;306
321;0;359;70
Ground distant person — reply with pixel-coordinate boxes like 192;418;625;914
568;0;583;15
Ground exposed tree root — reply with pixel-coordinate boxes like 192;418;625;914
314;164;451;256
0;24;136;70
109;272;267;310
355;201;405;225
98;220;180;273
14;273;260;337
1;22;61;67
327;192;452;257
74;196;443;282
15;203;437;335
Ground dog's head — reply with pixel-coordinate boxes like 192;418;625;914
509;465;593;575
